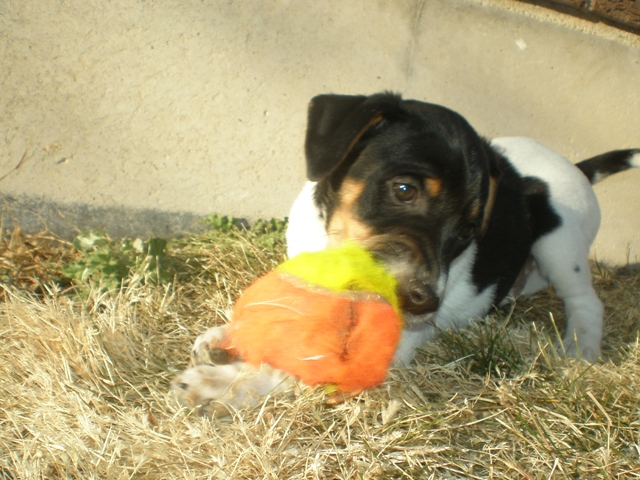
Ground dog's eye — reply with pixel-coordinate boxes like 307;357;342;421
392;183;418;204
458;223;477;241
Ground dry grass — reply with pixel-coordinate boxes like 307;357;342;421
1;227;639;479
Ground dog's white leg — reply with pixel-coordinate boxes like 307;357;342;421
493;138;604;361
393;322;438;366
531;231;603;362
518;267;550;297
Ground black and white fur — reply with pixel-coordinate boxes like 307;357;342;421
173;93;639;414
289;136;638;364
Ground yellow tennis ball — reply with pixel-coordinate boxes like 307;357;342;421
277;242;401;316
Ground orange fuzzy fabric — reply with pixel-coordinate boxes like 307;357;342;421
223;271;401;394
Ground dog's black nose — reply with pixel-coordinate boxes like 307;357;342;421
401;281;440;315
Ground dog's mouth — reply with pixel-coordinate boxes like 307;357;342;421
360;234;441;319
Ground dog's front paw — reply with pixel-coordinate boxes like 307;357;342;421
559;296;603;363
171;362;293;417
561;334;601;363
191;326;235;366
172;364;243;416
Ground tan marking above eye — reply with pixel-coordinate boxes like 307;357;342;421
425;177;442;198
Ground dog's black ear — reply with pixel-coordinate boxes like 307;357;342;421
305;93;400;181
478;155;503;238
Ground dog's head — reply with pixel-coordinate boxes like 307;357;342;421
305;92;501;322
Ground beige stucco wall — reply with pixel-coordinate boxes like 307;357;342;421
1;0;639;264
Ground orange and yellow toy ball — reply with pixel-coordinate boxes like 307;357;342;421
222;243;402;396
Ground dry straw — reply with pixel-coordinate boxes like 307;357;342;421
1;227;639;479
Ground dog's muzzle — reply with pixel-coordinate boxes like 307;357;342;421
401;279;440;315
362;233;441;318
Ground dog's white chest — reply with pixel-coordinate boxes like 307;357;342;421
286;181;327;258
433;243;497;329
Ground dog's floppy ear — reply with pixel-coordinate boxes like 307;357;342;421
478;160;502;238
305;93;399;181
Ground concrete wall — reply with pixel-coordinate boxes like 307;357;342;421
1;0;639;264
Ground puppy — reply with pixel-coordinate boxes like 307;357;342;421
173;93;639;414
